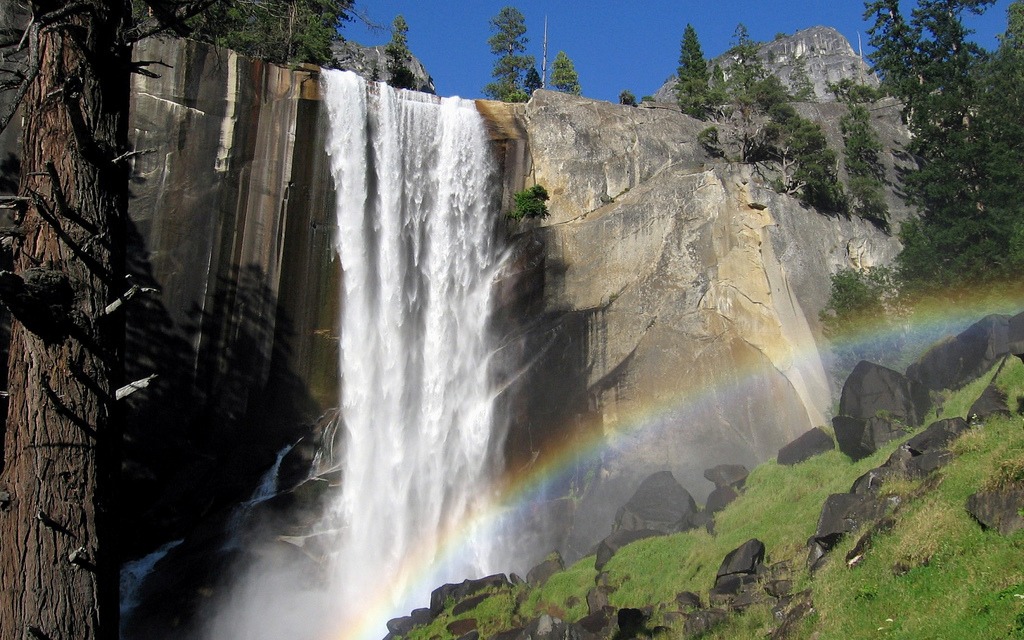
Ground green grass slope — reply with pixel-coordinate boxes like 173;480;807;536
409;358;1024;639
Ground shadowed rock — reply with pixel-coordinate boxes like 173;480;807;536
777;427;835;465
839;360;926;427
1009;310;1024;356
966;486;1024;536
386;608;432;635
683;608;728;638
716;539;766;579
905;417;970;455
429;574;511;616
703;464;749;489
907;314;1010;391
832;415;907;461
676;591;702;610
706;486;739;514
614;471;698;534
808;493;887;569
968;383;1010;422
526;552;564;588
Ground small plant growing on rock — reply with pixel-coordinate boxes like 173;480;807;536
509;184;550;220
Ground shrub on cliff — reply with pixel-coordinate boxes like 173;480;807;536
508;185;550;220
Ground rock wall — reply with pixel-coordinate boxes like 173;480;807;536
482;89;905;557
122;37;339;558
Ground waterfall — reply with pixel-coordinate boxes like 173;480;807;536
321;70;507;635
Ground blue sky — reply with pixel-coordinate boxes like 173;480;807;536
345;1;1015;103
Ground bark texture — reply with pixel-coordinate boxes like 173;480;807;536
0;1;130;638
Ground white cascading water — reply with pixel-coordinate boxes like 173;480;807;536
320;70;507;637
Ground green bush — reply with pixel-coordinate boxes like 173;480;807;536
509;184;550;220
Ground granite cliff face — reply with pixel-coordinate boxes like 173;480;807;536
654;26;878;104
2;30;907;592
484;89;906;555
122;36;339;560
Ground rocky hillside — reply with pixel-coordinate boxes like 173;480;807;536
653;26;878;104
384;314;1024;640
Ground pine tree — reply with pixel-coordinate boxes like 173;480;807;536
676;24;711;118
524;67;542;94
866;0;1016;289
191;0;352;65
550;50;581;95
385;14;417;90
484;6;534;102
839;96;888;226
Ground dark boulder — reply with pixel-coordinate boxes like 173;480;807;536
447;619;477;637
716;538;766;579
576;607;615;635
703;464;749;489
614;470;698;534
711;573;760;597
690;510;715;534
1009;310;1024;356
811;493;887;555
429;574;511;616
452;594;489;616
966;486;1024;536
765;579;792;598
968;383;1011;422
907;314;1010;391
675;591;702;610
777;427;835;465
386;608;433;635
617;608;649;637
683;609;728;638
586;587;610;615
526;552;564;587
832;415;906;461
905;417;970;455
594;528;661;571
839;360;927;426
705;486;738;514
731;587;770;612
456;632;479;640
850;438;958;496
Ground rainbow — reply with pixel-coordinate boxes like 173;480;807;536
327;280;1024;640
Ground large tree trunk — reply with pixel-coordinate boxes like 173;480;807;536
0;1;130;638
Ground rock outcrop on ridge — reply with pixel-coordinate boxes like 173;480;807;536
653;26;878;104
